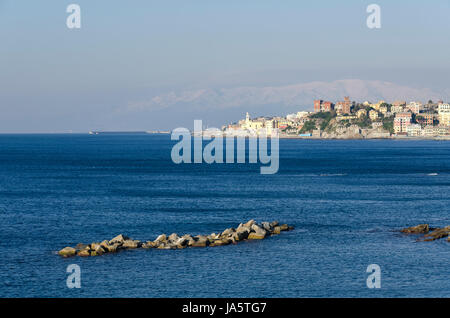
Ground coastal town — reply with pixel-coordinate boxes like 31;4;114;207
222;97;450;139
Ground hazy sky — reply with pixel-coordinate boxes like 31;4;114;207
1;0;450;132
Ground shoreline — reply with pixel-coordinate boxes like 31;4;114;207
1;132;450;140
277;135;450;140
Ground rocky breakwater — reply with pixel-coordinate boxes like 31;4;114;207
400;224;450;242
58;220;294;257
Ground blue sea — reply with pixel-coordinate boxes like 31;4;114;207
0;134;449;297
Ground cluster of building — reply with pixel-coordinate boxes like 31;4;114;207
389;101;450;136
310;97;450;137
314;96;352;114
222;96;450;138
223;111;312;136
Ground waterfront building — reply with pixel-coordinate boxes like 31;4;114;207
276;119;290;130
237;112;279;136
423;125;436;137
438;103;450;126
436;125;450;136
242;112;264;130
394;112;412;134
406;124;422;137
312;129;322;138
422;125;449;137
265;119;276;135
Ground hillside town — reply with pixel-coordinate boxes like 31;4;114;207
222;97;450;139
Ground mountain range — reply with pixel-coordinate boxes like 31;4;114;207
121;79;449;128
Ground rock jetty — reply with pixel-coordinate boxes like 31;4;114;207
58;220;294;257
400;224;450;242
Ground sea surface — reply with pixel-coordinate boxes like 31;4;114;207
0;134;449;297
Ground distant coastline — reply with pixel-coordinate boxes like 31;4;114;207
220;97;450;140
89;130;171;135
195;131;450;141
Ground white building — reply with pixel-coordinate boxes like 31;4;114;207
438;103;450;126
422;125;435;137
296;111;310;118
391;105;405;114
406;124;422;137
286;111;310;121
372;122;383;129
407;101;423;114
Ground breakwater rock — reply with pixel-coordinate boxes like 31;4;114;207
58;220;294;257
400;224;450;242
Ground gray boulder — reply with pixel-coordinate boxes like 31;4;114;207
155;234;167;243
235;227;250;241
75;243;90;251
244;219;256;228
168;233;180;242
221;228;235;236
58;247;76;257
109;234;129;245
122;240;140;249
251;224;267;236
261;222;272;232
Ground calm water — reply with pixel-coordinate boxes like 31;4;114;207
0;134;449;297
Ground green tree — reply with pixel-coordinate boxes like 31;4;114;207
299;120;316;133
382;117;394;133
379;103;391;112
310;111;335;120
355;115;371;128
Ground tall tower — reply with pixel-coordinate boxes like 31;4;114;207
246;112;250;123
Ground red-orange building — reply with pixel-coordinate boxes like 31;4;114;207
314;100;322;112
314;100;334;112
423;112;434;126
335;96;352;114
322;101;333;112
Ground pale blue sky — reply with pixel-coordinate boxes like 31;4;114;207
1;0;450;132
